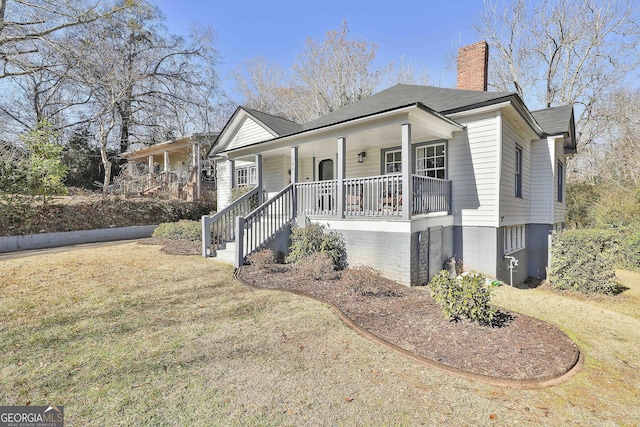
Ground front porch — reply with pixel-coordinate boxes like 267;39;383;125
205;117;462;285
295;173;451;218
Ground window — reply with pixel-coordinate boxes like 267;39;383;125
382;142;447;177
515;145;523;198
236;166;256;187
384;150;402;174
504;224;526;254
557;160;564;202
416;143;446;179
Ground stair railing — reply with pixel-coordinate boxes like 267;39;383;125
235;183;295;267
201;187;259;257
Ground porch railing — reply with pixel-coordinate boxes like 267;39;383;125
295;174;449;217
201;187;259;257
412;175;452;215
296;180;338;216
235;183;295;266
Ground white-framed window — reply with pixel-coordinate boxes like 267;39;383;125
416;143;446;179
515;145;523;198
557;160;564;202
236;166;256;187
504;224;526;254
384;150;402;174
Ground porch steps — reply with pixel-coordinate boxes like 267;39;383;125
212;241;235;265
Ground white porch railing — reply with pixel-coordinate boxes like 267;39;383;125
411;175;451;215
296;180;338;216
295;174;450;217
235;183;295;267
201;187;259;257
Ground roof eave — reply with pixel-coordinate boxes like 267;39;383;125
219;103;464;158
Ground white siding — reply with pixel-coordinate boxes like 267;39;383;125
500;119;531;225
448;112;500;227
263;156;289;194
529;137;554;224
227;118;274;150
554;139;566;224
216;160;231;210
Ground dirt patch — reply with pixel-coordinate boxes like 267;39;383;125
237;263;581;383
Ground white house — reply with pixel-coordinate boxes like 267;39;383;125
202;42;576;287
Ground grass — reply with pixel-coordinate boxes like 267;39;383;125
1;243;639;426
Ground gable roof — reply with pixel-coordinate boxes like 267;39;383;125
531;105;577;149
301;84;516;131
212;84;577;157
243;107;303;136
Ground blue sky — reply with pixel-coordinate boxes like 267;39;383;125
154;0;486;103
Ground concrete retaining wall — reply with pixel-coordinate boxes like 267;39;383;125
0;225;158;253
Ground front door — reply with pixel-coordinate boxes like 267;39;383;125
317;158;335;212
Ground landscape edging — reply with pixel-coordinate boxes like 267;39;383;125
235;269;584;390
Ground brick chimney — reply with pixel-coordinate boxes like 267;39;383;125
457;41;489;91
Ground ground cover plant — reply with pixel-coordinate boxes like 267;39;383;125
1;243;639;425
0;194;214;236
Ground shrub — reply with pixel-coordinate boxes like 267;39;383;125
589;185;640;229
427;271;497;325
618;225;640;270
246;249;275;268
152;220;201;240
549;229;618;294
286;223;347;270
296;252;341;281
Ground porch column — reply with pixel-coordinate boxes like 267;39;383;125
291;146;298;218
194;142;201;199
163;151;169;172
147;155;154;175
255;153;263;205
229;159;236;190
337;136;346;219
401;123;412;220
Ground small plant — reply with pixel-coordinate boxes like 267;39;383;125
246;249;276;268
286;223;347;270
427;270;497;325
152;220;201;240
296;252;341;281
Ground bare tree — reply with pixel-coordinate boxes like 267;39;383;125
589;88;640;186
234;21;393;123
0;0;137;79
476;0;640;175
234;57;287;116
63;1;225;153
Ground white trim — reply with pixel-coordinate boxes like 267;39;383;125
496;110;503;227
504;224;526;254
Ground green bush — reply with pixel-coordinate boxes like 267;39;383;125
618;225;640;270
549;229;618;294
152;220;201;240
590;187;640;230
286;223;347;270
427;271;497;325
566;182;600;229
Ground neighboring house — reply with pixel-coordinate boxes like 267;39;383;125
202;42;576;287
119;133;218;200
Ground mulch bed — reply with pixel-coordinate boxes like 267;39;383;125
140;239;581;384
237;263;581;384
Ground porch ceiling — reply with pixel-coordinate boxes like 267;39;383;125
228;105;463;161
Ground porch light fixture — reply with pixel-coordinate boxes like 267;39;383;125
357;151;366;163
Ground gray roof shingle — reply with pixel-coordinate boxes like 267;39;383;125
531;105;574;135
244;107;303;136
301;84;515;131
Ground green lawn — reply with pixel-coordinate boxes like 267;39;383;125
1;243;639;426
